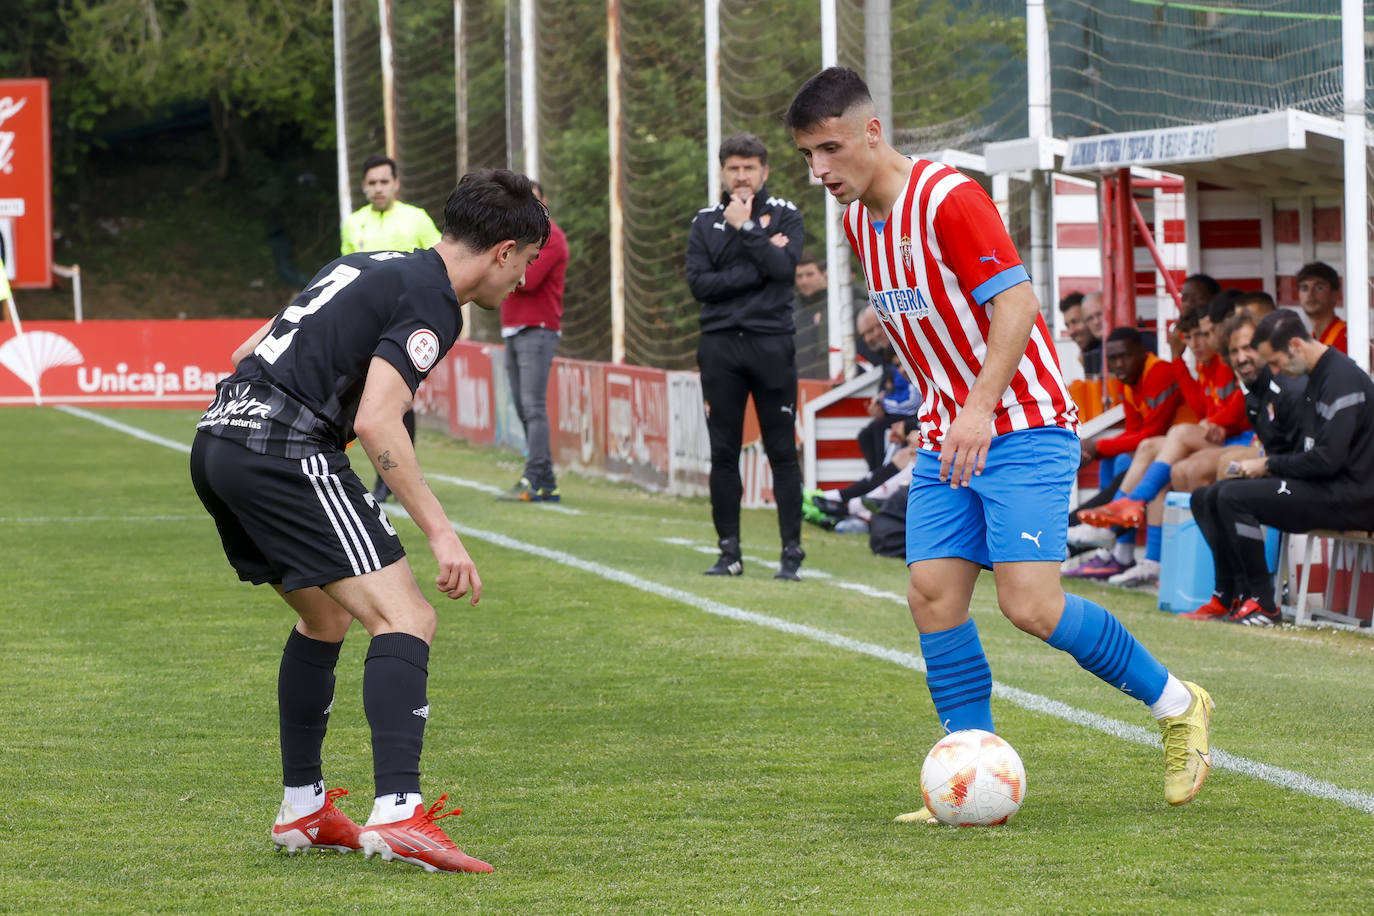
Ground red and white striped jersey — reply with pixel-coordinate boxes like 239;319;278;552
844;158;1078;449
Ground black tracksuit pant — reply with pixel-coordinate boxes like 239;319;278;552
1198;477;1374;607
697;330;802;547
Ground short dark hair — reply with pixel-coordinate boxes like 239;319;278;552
1058;291;1085;313
1176;312;1201;336
785;66;873;132
1184;273;1221;298
1207;289;1243;326
1106;326;1142;346
1256;308;1312;352
442;169;550;252
1235;290;1275;312
719;132;768;166
1296;261;1341;291
798;251;824;270
361;154;397;180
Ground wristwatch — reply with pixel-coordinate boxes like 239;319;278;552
739;219;756;232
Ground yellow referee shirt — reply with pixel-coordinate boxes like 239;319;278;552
340;200;442;255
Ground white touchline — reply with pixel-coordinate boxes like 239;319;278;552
61;404;1374;816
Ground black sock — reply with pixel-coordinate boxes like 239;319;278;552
279;628;343;787
363;633;430;797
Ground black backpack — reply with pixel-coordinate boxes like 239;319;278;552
868;490;908;558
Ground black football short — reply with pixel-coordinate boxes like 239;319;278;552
190;432;406;591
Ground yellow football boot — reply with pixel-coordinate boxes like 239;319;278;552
1158;681;1214;806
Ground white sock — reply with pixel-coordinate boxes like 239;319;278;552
1112;541;1135;565
366;791;423;826
1150;675;1192;719
821;488;841;501
281;781;327;819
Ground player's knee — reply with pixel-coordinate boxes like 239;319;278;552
998;593;1060;640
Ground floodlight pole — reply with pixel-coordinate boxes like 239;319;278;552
332;0;352;224
1341;0;1368;372
521;0;538;180
705;0;721;202
1026;0;1054;320
820;0;853;380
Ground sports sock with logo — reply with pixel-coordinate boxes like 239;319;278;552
283;780;328;817
918;619;995;733
363;632;430;798
367;792;424;826
1046;593;1168;705
279;627;343;789
1126;461;1173;504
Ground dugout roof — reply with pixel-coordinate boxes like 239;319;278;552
985;109;1350;196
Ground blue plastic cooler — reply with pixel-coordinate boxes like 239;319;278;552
1158;492;1215;614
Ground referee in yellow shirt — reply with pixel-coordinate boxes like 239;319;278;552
342;155;443;501
341;155;442;255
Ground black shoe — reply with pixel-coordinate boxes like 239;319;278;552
775;543;805;581
372;479;392;503
704;537;743;576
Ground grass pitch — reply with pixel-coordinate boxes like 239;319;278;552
4;407;1374;914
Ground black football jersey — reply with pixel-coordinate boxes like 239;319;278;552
197;248;461;457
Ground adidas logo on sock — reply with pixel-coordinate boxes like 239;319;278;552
412;705;429;719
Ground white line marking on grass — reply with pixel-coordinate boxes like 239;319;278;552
58;406;193;453
659;537;911;604
427;473;583;515
0;515;200;522
64;405;1374;816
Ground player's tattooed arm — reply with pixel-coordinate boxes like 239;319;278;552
378;450;399;471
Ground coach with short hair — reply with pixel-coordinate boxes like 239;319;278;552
686;132;807;581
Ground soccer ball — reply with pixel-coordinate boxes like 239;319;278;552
919;729;1026;826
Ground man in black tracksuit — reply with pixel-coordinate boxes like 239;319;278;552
686;132;806;580
1209;308;1374;626
1185;310;1307;621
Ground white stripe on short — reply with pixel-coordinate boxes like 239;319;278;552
301;454;379;576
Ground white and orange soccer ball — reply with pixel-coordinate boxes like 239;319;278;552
919;729;1026;826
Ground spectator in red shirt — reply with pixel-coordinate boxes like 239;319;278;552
495;181;570;503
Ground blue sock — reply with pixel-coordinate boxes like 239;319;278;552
919;619;995;733
1126;461;1173;503
1145;525;1162;562
1047;594;1168;704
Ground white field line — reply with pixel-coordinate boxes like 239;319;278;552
59;405;1374;816
427;472;583;515
1;515;200;522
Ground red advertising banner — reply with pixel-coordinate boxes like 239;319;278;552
604;364;670;490
548;358;606;474
443;340;497;445
0;319;258;407
0;79;52;288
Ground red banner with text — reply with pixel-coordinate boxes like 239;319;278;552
0;319;258;407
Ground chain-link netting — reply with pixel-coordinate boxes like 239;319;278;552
1047;0;1357;135
336;1;1371;369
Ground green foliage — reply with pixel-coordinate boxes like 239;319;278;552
61;0;335;148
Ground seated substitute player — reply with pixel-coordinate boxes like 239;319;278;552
1078;311;1250;586
786;67;1213;824
1207;308;1374;625
190;169;549;873
1295;261;1347;353
1182;310;1306;621
1064;326;1188;573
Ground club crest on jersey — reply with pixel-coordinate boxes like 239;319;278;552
900;234;914;272
870;287;931;321
760;214;771;229
407;329;440;372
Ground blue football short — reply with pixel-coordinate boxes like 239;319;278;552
906;426;1077;567
1224;429;1256;447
